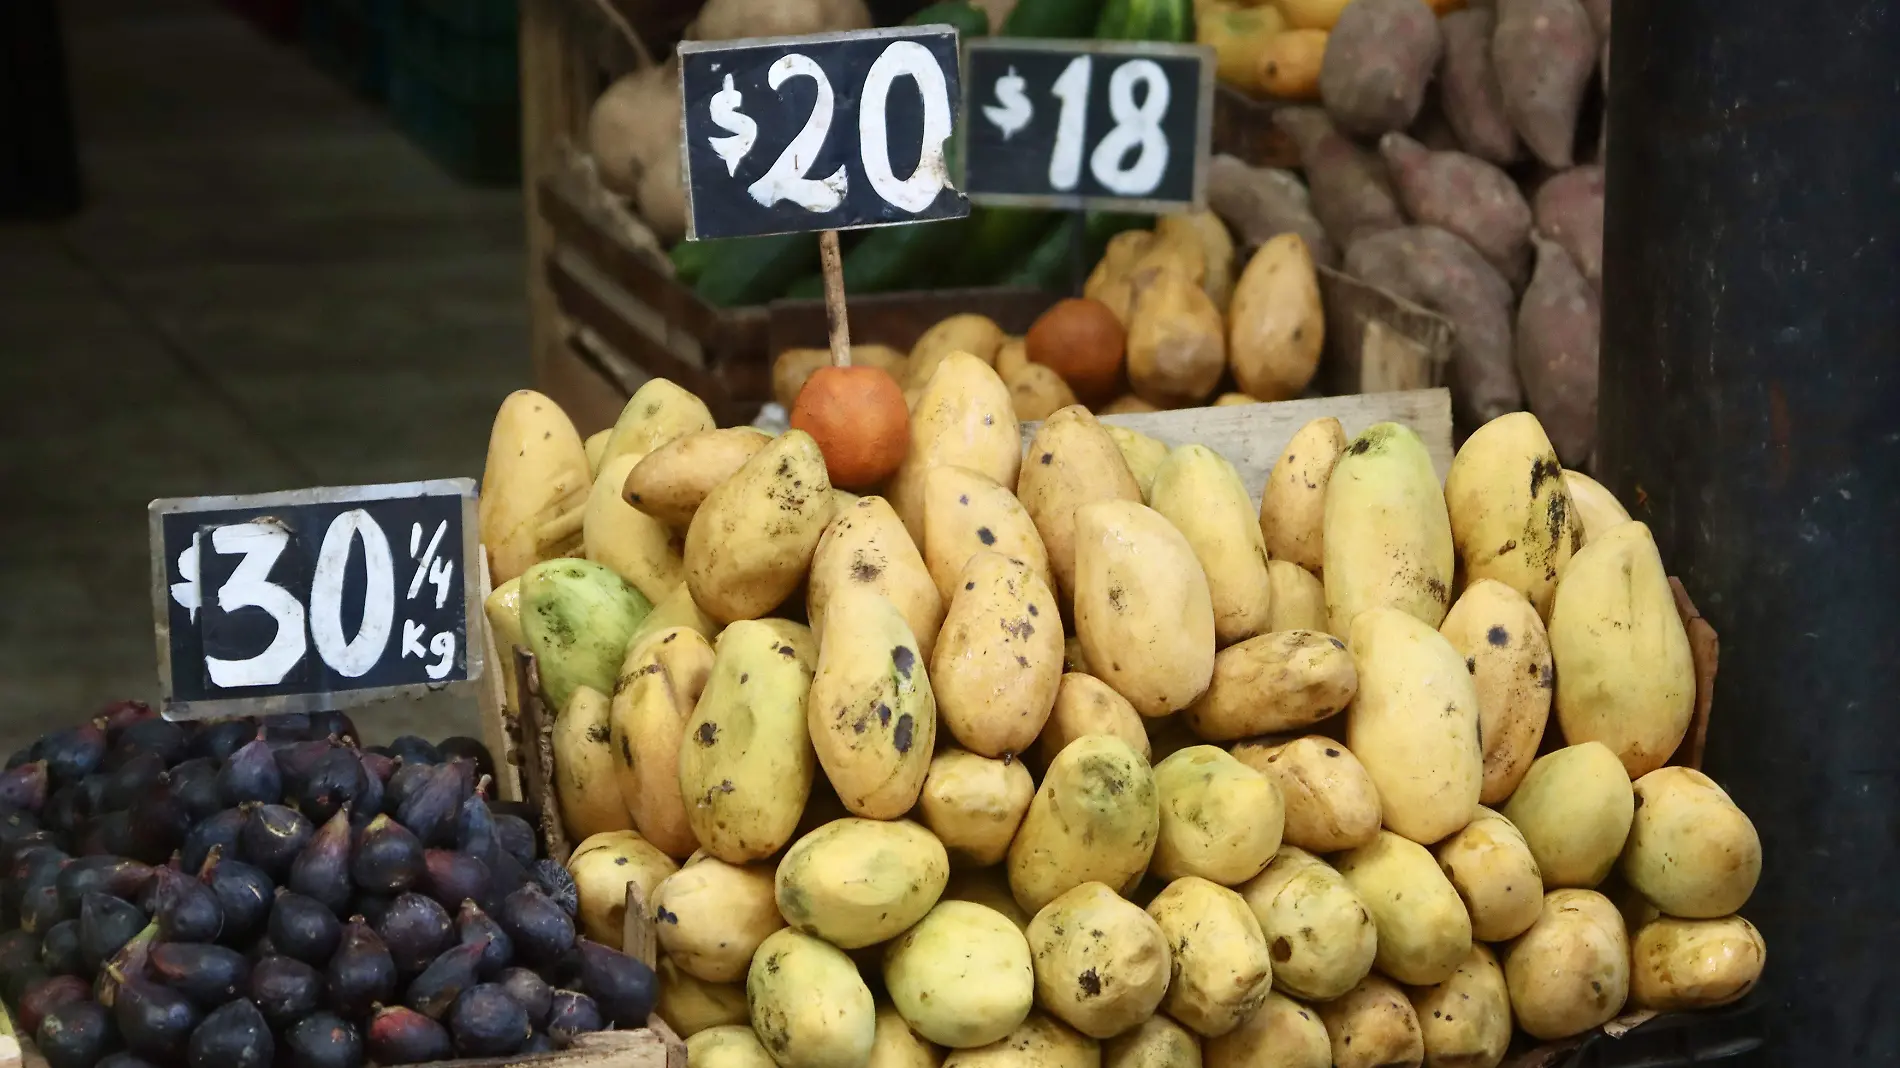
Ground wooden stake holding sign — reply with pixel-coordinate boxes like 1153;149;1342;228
679;25;968;486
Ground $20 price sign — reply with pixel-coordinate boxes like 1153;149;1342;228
150;480;482;719
678;27;969;240
962;39;1214;212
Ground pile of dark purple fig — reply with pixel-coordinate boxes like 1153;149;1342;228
0;703;656;1068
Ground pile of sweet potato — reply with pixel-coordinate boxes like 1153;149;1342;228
1212;0;1608;465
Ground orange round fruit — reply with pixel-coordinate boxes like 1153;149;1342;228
1025;297;1127;404
790;364;910;490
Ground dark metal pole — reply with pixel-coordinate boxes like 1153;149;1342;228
1599;2;1900;1063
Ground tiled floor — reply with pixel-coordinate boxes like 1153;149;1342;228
0;0;528;753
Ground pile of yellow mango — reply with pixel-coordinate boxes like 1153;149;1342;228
476;371;1765;1068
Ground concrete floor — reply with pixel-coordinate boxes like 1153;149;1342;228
0;0;528;754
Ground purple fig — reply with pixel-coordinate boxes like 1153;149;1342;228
190;720;256;764
283;1012;363;1068
420;850;490;912
59;856;155;913
79;893;146;971
350;815;422;895
447;983;528;1056
403;938;489;1020
38;998;119;1068
41;724;107;785
456;899;513;977
387;737;441;767
40;919;85;975
152;866;223;943
297;749;368;824
268;890;340;966
366;1005;452;1065
499;883;574;967
199;851;274;948
218;738;283;808
377;892;452;975
250;955;322;1028
544;989;604;1046
397;766;467;848
0;761;50;811
182;809;246;878
150;943;251;1009
185;995;272;1068
114;975;202;1062
498;968;551;1028
326;917;397;1018
19;974;91;1036
576;939;657;1028
240;804;311;878
287;808;353;914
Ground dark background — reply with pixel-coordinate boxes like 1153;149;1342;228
0;0;523;751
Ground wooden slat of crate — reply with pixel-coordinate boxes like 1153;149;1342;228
1319;265;1455;397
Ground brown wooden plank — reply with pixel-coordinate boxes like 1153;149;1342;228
622;880;657;970
1212;85;1301;170
768;286;1062;355
538;170;730;345
1317;266;1455;397
547;257;727;403
518;651;573;866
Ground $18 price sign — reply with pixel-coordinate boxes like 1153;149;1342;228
962;39;1215;212
678;27;970;240
149;480;482;719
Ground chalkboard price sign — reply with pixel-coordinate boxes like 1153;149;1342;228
678;27;971;240
961;38;1215;213
149;480;482;719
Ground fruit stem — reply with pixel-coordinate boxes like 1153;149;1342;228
819;228;852;368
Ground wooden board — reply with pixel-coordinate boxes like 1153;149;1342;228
1318;266;1455;397
1023;388;1456;504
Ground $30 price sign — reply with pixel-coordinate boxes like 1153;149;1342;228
678;27;970;241
961;39;1215;212
150;480;481;718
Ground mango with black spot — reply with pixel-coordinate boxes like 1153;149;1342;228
922;465;1054;603
677;620;817;863
1008;735;1159;914
1025;882;1171;1039
932;552;1064;759
651;854;783;983
747;928;876;1068
808;586;937;819
684;429;834;624
1315;975;1424;1068
1016;405;1143;602
1322;421;1455;634
1147;876;1274;1037
565;829;679;947
1409;943;1512;1068
1230;736;1381;853
775;818;949;949
807;494;945;661
1237;846;1375;1002
609;625;714;859
1073;500;1217;718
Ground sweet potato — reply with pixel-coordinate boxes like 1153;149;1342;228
1379;132;1533;287
1272;107;1404;247
1532;165;1603;289
1206;155;1338;266
1515;235;1599;466
1344;226;1520;428
1493;0;1597;167
1318;0;1444;136
1438;9;1520;164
